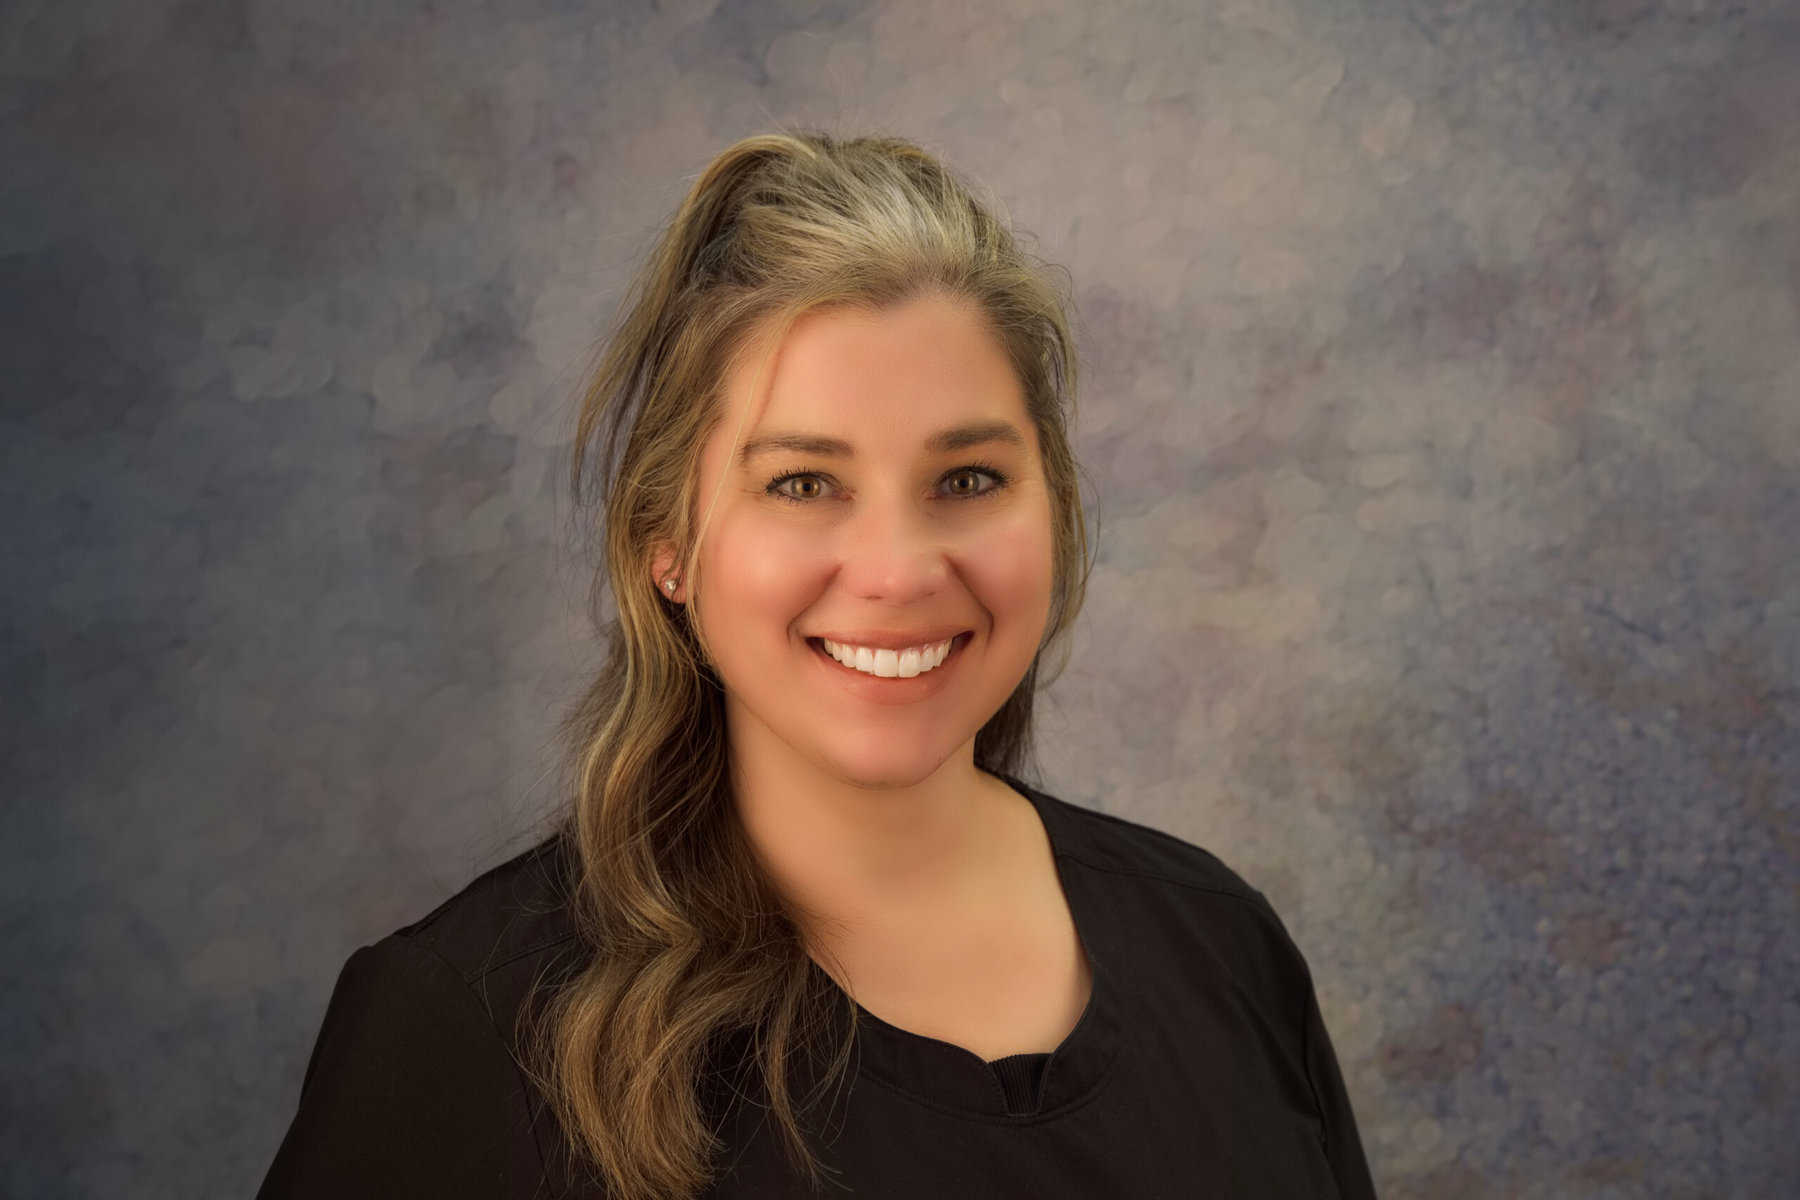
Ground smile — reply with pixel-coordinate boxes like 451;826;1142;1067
819;635;954;677
806;632;973;683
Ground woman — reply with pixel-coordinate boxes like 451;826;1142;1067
258;129;1377;1199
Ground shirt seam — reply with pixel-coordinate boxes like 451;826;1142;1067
1051;849;1274;913
1056;846;1344;1179
448;931;583;986
1292;944;1347;1197
394;932;561;1197
1024;789;1270;904
1296;981;1345;1198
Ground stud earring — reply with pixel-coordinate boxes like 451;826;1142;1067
663;579;678;593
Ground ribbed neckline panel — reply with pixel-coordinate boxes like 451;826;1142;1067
987;1052;1052;1115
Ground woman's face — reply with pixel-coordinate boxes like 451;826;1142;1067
672;290;1055;788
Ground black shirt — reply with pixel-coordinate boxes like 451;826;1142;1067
257;777;1378;1198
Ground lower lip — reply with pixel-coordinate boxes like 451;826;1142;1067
806;632;974;705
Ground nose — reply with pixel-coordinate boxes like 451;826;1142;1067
835;491;954;605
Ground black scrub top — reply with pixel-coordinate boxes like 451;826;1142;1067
257;776;1378;1198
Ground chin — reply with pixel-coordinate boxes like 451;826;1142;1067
814;739;965;791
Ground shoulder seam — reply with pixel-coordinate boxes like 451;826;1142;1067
391;933;559;1193
1298;970;1336;1173
1031;789;1249;879
392;840;579;987
460;931;584;985
1055;850;1274;913
401;921;583;989
1263;913;1340;1183
397;835;570;939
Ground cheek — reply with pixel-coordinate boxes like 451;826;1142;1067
964;499;1055;627
702;506;832;625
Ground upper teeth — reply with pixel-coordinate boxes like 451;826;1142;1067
822;637;955;678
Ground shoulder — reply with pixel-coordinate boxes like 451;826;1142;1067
261;834;583;1194
299;830;585;1079
309;828;585;1075
1004;774;1313;972
1007;774;1271;906
389;829;583;980
375;828;587;1044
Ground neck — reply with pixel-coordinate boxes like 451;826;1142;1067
726;715;1020;944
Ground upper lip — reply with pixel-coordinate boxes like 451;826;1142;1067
808;628;971;651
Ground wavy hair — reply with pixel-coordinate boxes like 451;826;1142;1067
525;128;1091;1199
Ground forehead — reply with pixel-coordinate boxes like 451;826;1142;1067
720;293;1030;445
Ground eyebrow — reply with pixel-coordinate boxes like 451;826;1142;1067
737;420;1027;465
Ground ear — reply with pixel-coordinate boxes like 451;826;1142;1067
649;542;684;603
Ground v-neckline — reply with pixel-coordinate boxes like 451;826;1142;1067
813;772;1124;1119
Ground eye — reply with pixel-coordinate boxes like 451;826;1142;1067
762;462;1012;505
943;463;1008;497
768;473;831;502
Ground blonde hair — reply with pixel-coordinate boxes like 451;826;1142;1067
527;127;1091;1199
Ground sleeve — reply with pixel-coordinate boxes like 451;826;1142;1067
1240;886;1380;1199
1299;972;1379;1200
255;934;547;1199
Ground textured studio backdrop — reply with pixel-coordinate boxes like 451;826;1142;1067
3;1;1796;1196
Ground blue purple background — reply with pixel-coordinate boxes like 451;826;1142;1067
4;1;1796;1195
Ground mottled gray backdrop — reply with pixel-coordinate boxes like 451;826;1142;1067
4;0;1796;1196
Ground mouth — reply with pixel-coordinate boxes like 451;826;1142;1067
805;631;975;682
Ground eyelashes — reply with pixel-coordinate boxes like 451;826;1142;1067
763;459;1012;505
